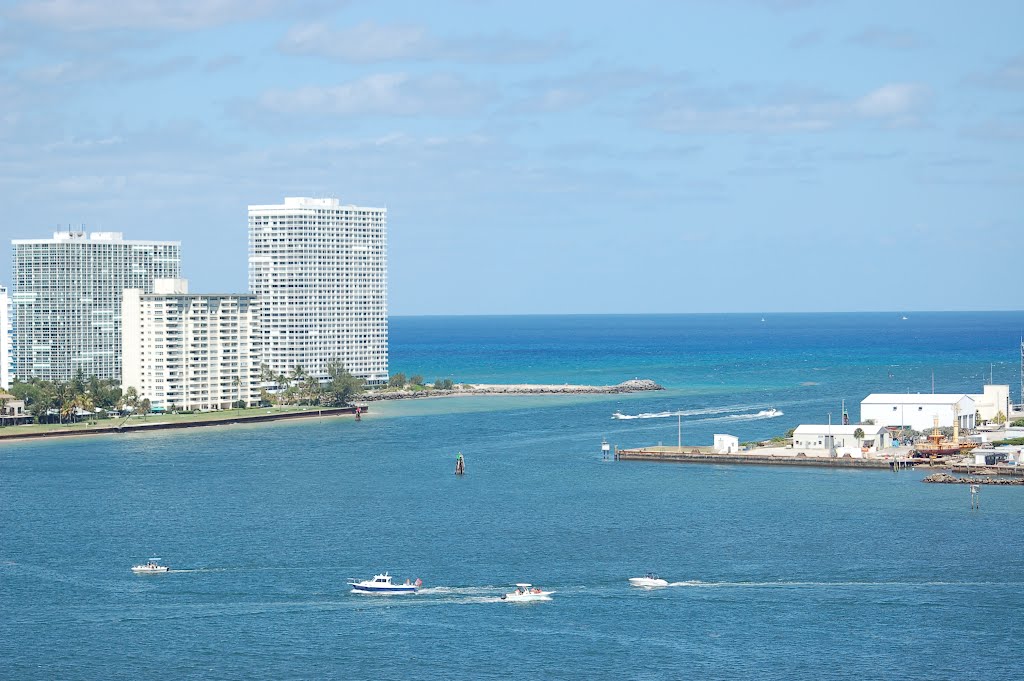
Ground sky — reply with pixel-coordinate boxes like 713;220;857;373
0;0;1020;315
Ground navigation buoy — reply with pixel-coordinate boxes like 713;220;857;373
455;453;465;475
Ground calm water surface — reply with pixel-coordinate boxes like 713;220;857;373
2;313;1022;679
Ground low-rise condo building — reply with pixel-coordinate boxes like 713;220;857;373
122;279;260;412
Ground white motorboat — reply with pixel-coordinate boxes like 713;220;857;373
629;574;668;588
349;573;421;594
132;559;169;574
500;583;553;602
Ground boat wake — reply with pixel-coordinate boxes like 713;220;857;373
612;404;764;420
665;580;1020;588
416;585;502;596
613;407;782;422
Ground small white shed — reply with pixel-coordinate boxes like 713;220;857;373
713;434;739;454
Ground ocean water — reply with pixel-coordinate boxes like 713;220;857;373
2;312;1023;680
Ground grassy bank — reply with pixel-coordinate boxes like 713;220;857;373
0;405;347;441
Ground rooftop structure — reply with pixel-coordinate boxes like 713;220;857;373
11;231;181;382
248;197;388;386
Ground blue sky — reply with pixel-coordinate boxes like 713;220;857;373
0;0;1020;314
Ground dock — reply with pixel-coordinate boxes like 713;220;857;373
615;445;924;471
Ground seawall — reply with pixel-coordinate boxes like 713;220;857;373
0;406;365;442
616;447;897;470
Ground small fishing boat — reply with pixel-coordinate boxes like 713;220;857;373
500;583;553;602
629;574;669;588
131;559;169;574
349;573;421;594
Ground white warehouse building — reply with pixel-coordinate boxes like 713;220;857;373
860;394;975;432
793;424;891;454
122;279;261;412
970;385;1010;423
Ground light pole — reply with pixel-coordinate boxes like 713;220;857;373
828;412;834;458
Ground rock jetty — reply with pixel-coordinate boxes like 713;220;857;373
362;379;663;401
922;473;1024;486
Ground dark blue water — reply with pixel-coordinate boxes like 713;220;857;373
2;313;1023;679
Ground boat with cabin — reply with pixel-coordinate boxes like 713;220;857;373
131;559;169;574
349;573;422;594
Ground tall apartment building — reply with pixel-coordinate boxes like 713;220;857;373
122;279;261;412
0;284;11;389
248;197;388;385
12;231;181;382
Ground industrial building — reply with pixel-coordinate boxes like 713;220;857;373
860;394;976;432
792;424;891;454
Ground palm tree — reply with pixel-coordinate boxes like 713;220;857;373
853;427;865;450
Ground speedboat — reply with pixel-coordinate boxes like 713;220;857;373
349;573;421;594
500;583;553;602
629;573;668;588
132;559;169;574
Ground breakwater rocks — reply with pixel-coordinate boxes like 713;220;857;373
923;473;1024;486
361;379;663;401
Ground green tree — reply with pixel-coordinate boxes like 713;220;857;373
409;375;424;387
123;386;139;412
388;372;406;388
992;410;1007;425
1011;418;1024;428
322;359;364;406
853;427;865;449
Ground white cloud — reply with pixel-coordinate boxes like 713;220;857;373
11;0;291;31
968;52;1024;91
257;73;486;117
52;174;127;194
854;83;930;119
278;20;569;63
280;22;431;62
848;26;921;50
653;82;930;134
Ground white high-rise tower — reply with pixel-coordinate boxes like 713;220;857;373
11;231;181;382
248;197;388;385
0;284;11;389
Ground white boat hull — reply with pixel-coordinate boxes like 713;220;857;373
501;591;553;602
629;577;668;588
350;585;418;594
132;566;169;573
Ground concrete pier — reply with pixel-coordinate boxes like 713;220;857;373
616;445;918;470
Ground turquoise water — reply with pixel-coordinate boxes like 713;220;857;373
2;313;1023;679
